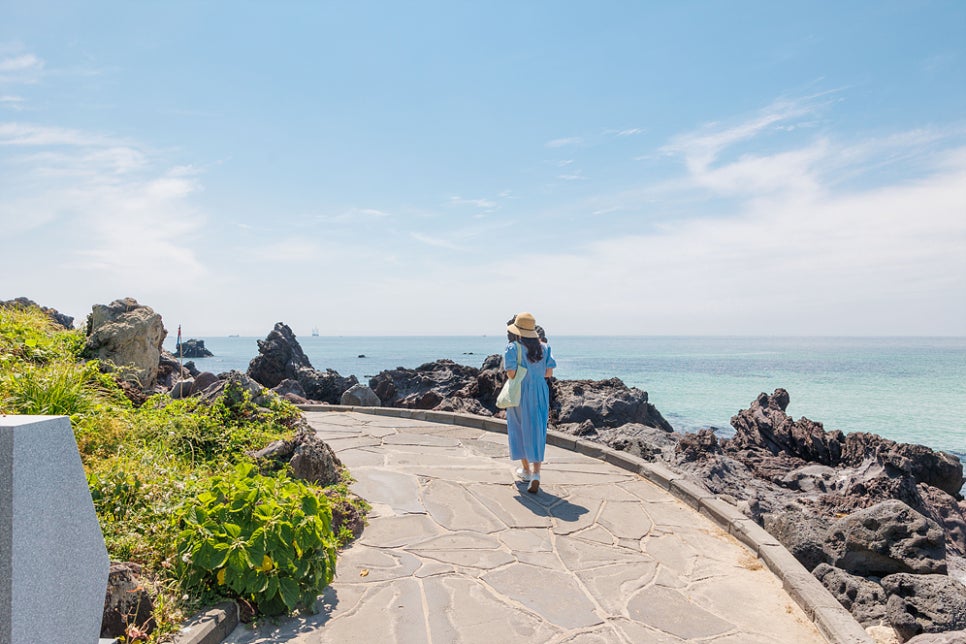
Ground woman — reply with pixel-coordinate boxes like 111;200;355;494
504;312;556;493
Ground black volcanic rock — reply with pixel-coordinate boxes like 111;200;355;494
247;323;356;403
370;360;481;408
175;338;213;358
551;377;673;433
248;323;312;388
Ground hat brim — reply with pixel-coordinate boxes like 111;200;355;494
507;323;539;338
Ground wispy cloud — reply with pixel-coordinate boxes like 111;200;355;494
558;170;587;181
0;120;207;284
546;137;582;148
0;52;44;84
313;207;392;223
0;95;25;110
0;122;132;147
447;196;496;209
410;232;462;250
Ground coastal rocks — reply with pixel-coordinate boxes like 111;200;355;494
434;396;493;417
906;632;966;643
297;367;358;405
764;511;832;572
812;563;888;626
169;379;194;399
0;297;74;329
248;424;342;486
729;389;844;465
340;384;381;407
192;371;219;394
551;378;674;433
247;323;312;387
199;371;273;407
370;360;481;408
824;500;947;576
84;298;166;390
175;338;213;358
597;423;678;461
881;573;966;641
247;323;357;403
272;378;309;403
157;349;191;390
101;562;155;639
840;434;964;498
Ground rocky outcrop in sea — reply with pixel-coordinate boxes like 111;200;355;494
174;338;213;358
247;322;358;403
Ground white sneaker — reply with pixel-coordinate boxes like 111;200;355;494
527;472;540;493
515;467;531;481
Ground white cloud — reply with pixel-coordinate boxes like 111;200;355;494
410;232;462;250
546;137;582;148
313;207;392;223
0;121;208;288
0;122;130;147
0;52;44;84
661;95;828;173
447;196;496;209
0;54;43;73
0;95;25;110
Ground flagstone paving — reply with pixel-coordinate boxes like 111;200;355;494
223;411;830;644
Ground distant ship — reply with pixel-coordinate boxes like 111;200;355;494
311;327;319;337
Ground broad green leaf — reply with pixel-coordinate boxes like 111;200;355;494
278;577;299;611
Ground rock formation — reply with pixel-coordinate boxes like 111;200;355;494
247;422;342;487
247;323;357;403
340;384;381;407
642;388;965;642
175;338;213;358
84;298;166;390
101;562;155;639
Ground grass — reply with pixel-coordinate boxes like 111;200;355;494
0;305;367;642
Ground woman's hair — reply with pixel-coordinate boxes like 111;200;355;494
520;336;543;363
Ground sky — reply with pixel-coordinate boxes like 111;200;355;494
1;2;964;337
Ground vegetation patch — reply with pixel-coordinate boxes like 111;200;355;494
0;305;367;642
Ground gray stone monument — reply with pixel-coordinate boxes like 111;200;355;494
1;415;110;644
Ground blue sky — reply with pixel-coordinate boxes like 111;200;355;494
1;2;964;336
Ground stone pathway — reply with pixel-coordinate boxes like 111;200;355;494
224;411;830;643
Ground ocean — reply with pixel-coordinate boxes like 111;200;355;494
164;335;966;460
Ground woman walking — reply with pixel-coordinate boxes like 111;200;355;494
504;312;556;493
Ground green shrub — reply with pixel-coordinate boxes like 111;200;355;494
0;305;84;364
175;462;337;615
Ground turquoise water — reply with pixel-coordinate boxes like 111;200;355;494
165;336;966;458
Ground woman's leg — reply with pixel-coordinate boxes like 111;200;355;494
528;461;541;493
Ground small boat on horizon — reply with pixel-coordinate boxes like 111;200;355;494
311;327;320;337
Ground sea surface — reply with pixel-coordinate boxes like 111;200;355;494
165;336;966;460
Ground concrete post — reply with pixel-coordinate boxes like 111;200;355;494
0;415;110;644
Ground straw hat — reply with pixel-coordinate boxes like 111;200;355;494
508;312;539;338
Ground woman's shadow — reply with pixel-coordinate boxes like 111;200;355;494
513;481;589;522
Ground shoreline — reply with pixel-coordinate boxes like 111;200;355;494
166;334;966;459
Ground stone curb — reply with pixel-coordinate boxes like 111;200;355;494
298;404;873;644
171;601;238;644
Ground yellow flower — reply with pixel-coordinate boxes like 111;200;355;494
260;555;273;572
216;568;226;585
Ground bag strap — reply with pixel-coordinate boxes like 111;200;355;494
514;341;523;369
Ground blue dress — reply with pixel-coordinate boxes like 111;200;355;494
504;341;557;463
